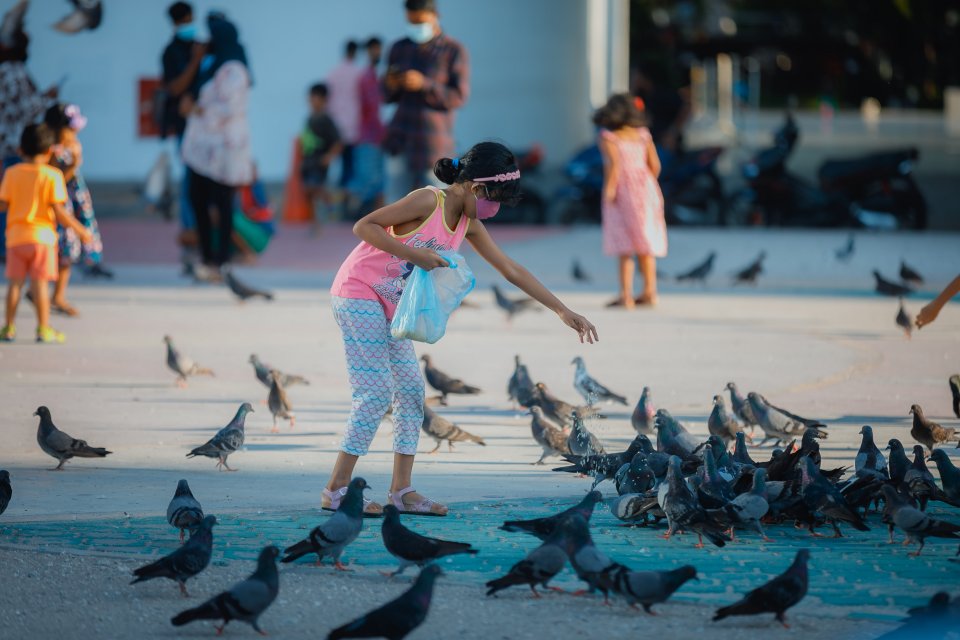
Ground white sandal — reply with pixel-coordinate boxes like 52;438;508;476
322;486;383;517
387;486;447;517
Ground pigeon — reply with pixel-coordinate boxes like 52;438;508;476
904;445;956;510
874;270;913;297
381;505;476;576
653;409;701;459
554;436;653;488
733;251;765;285
713;549;809;627
746;393;799;446
0;0;28;49
248;354;309;388
662;456;730;548
486;520;570;598
725;382;759;431
421;407;485;453
950;374;960;419
507;355;537;408
53;0;102;34
614;452;656;496
928;449;960;503
900;260;924;284
887;439;911;486
533;382;601;427
882;485;960;556
34;406;111;470
564;513;621;600
895;299;912;338
0;470;10;516
267;370;295;432
571;259;590;283
571;356;627;406
675;251;716;283
710;468;771;541
282;477;367;569
798;457;869;536
420;355;481;405
599;564;698;613
732;431;757;467
163;335;214;387
631;386;655;434
492;284;539;321
171;545;280;635
186;403;252;471
835;234;855;262
855;426;888;480
167;479;204;543
695;444;733;509
760;395;828;436
567;410;605;457
876;592;960;640
910;404;957;452
708;395;745;445
224;269;274;302
529;406;570;465
131;515;216;596
501;490;603;540
328;565;442;640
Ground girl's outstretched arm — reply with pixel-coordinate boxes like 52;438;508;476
466;221;599;344
353;189;450;271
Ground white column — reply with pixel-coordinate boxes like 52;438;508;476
587;0;630;108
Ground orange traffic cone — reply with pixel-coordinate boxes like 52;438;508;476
282;137;312;223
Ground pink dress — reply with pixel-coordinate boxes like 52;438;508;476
331;186;470;319
600;127;667;258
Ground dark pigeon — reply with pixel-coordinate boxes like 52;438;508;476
708;395;745;445
421;407;485;453
501;491;602;540
732;432;757;467
554;436;653;488
899;260;923;284
910;403;957;452
895;299;912;338
615;452;655;496
507;355;537;408
132;515;216;596
675;251;716;283
328;565;442;640
799;457;869;536
167;479;204;543
282;478;367;569
855;426;888;480
653;409;700;459
420;355;481;405
224;269;274;301
486;520;571;598
186;403;252;471
571;259;590;283
631;386;655;434
905;445;958;510
171;545;279;635
249;354;309;388
874;270;913;297
565;513;621;601
887;439;911;486
599;564;698;613
929;450;960;503
35;406;111;471
882;485;960;556
713;549;810;627
661;456;730;548
733;251;765;285
381;505;476;576
0;470;10;516
875;592;960;640
835;234;854;262
492;284;539;321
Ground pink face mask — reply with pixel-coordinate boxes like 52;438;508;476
475;196;500;220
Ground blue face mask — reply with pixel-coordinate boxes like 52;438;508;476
175;23;197;41
406;21;435;44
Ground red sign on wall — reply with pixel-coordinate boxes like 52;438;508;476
138;77;162;138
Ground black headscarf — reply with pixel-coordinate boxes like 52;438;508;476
195;12;249;89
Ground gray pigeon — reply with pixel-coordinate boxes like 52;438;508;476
282;477;367;569
928;450;960;503
529;406;570;465
500;491;603;540
746;393;798;446
249;354;308;388
186;403;252;471
882;485;960;556
653;409;700;459
661;456;730;548
567;410;605;457
896;299;912;338
713;549;809;627
224;269;275;302
534;382;602;427
855;426;888;479
132;515;216;596
328;565;442;640
571;357;627;406
380;505;476;576
167;479;204;542
708;395;745;445
172;545;279;635
571;259;591;283
486;521;570;598
507;355;537;408
421;406;485;453
268;370;295;432
421;355;481;405
492;284;539;321
910;404;957;452
565;512;621;601
631;386;655;434
709;468;771;541
599;564;698;613
164;335;214;387
726;382;758;431
0;470;10;516
35;406;112;470
798;457;869;536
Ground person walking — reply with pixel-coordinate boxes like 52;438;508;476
349;36;386;214
382;0;469;201
180;11;253;280
326;40;364;203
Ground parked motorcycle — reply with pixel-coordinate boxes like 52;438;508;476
488;145;547;224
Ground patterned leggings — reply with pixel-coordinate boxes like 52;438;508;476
332;296;424;456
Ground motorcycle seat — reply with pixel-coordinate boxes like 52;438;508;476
818;148;919;188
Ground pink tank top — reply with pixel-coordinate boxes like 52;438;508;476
331;186;470;318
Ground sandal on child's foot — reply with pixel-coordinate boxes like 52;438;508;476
0;325;15;342
52;301;79;317
36;326;66;344
633;295;658;307
388;487;447;516
321;486;383;517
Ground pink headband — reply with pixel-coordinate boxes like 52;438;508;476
473;170;520;183
64;104;87;132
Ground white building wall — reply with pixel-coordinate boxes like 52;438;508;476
19;0;605;181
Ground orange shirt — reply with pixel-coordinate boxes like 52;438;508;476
0;163;67;248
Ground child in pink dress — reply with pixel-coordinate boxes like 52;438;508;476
326;141;598;517
595;94;667;309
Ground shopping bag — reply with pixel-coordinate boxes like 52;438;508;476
390;252;476;343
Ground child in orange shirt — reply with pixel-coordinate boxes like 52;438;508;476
0;124;91;343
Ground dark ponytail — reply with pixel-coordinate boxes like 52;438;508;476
432;141;522;206
433;157;463;185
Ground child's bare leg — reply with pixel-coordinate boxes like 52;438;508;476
5;278;24;326
52;264;77;315
326;451;360;491
31;278;51;328
638;254;658;303
618;255;636;309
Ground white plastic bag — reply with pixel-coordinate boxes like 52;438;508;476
390;252;476;343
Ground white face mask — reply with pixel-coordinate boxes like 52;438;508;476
406;21;435;44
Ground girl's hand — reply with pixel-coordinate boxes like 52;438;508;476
603;185;617;202
408;248;449;271
559;308;599;344
915;302;942;329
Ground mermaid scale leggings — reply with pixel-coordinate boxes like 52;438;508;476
332;296;424;456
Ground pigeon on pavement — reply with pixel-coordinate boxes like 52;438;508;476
675;251;716;283
567;410;605;457
746;393;799;447
662;456;730;548
710;468;771;541
631;386;655;434
164;335;214;387
726;382;759;432
167;479;204;542
501;491;603;540
381;505;476;576
799;457;869;536
732;432;757;467
899;260;924;285
886;439;911;486
565;513;621;601
599;564;698;613
571;356;627;406
421;355;481;405
249;354;308;388
874;270;913;297
171;545;279;635
186;403;252;471
224;269;274;302
905;445;957;510
34;406;111;470
132;515;216;596
529;406;570;465
713;549;810;627
555;436;652;488
534;382;602;427
733;251;765;285
421;407;485;453
507;355;537;408
486;521;570;598
708;395;746;445
855;426;888;480
882;485;960;556
492;285;539;321
328;564;442;640
910;404;957;452
282;478;368;569
896;299;913;338
653;410;700;459
835;234;854;262
0;470;10;516
571;259;591;283
928;450;960;503
268;371;295;432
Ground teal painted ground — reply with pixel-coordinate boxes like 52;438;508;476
2;495;957;621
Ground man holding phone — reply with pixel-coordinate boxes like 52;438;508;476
382;0;469;201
